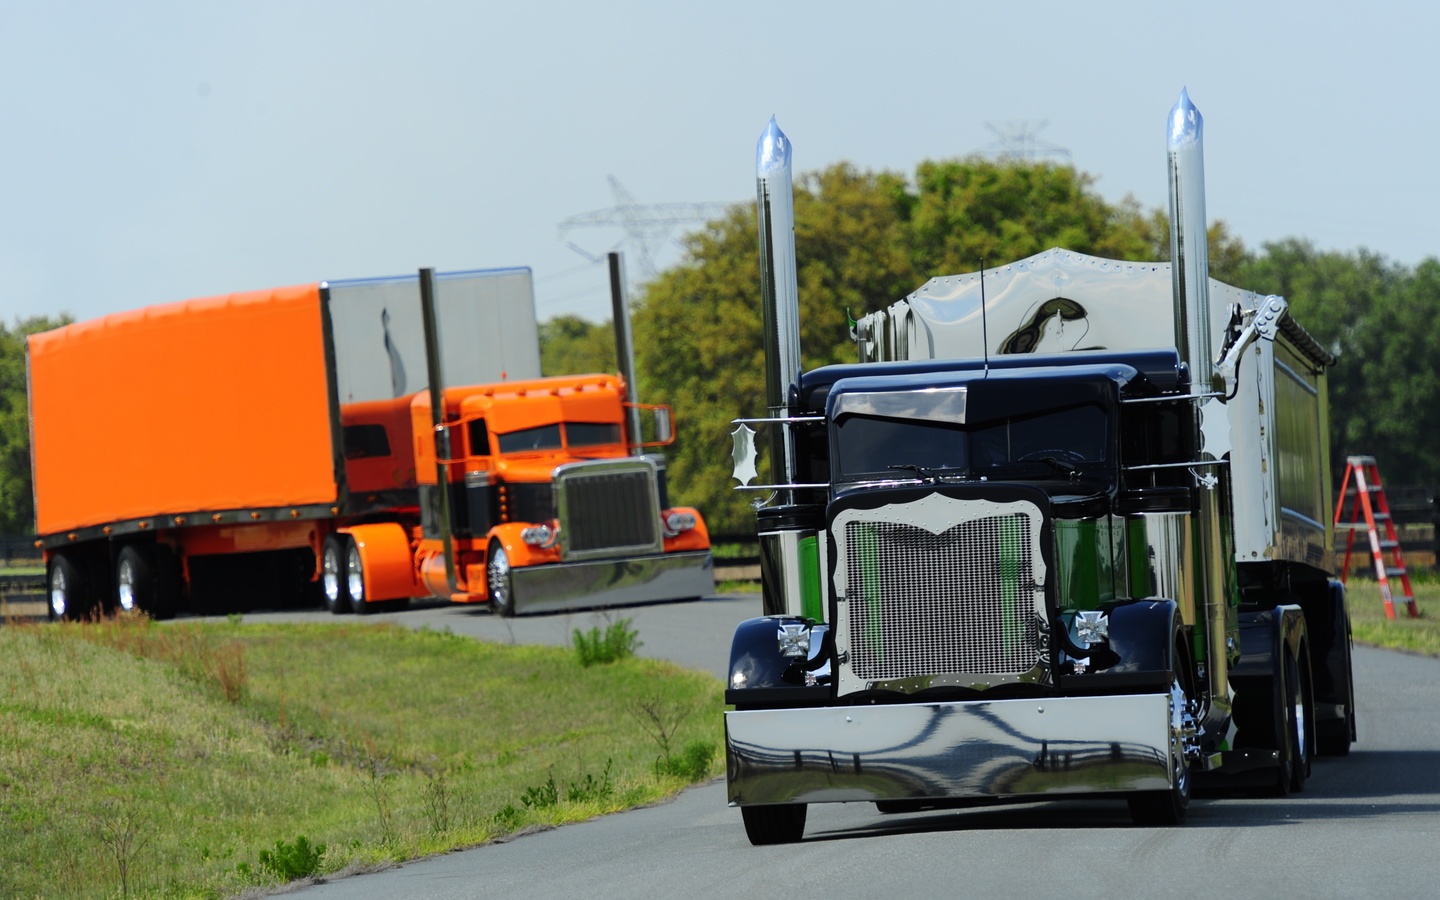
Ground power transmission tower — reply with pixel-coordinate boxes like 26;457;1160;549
558;176;731;282
979;120;1071;164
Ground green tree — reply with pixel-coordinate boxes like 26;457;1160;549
0;316;71;534
539;315;616;377
1234;240;1422;482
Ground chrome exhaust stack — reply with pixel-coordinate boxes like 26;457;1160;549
1167;89;1232;722
1168;88;1215;389
756;117;802;495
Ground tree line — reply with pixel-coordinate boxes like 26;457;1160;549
545;160;1440;536
3;158;1436;538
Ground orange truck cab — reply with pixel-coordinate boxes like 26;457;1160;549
328;372;712;616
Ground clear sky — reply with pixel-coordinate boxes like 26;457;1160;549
3;1;1435;326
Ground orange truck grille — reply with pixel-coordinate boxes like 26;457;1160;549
555;461;663;560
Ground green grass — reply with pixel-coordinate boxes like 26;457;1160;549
0;616;721;899
1345;578;1440;656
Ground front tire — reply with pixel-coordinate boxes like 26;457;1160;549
1128;674;1193;826
321;535;352;614
487;541;515;618
741;804;806;845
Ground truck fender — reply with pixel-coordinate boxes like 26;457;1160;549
725;616;831;708
1104;599;1184;676
1232;604;1309;753
338;523;415;601
1296;578;1356;748
484;522;561;569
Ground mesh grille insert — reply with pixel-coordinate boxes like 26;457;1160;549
845;514;1042;680
560;468;659;556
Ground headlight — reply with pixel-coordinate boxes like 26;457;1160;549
664;511;697;534
521;524;556;547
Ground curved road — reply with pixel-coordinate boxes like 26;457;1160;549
254;599;1440;900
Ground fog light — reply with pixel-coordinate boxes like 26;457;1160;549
664;511;697;534
521;524;557;548
1075;610;1109;646
777;623;810;659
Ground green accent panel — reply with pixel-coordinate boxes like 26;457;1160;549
999;516;1025;653
1126;518;1153;598
1054;519;1103;610
798;535;822;623
854;523;883;661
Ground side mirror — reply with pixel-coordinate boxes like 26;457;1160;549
654;407;673;444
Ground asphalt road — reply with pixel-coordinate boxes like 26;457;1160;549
250;600;1436;900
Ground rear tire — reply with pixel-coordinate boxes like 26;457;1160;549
1267;651;1306;797
741;804;806;845
346;537;371;615
1287;652;1313;793
47;553;88;621
114;545;155;616
322;535;352;614
487;541;515;618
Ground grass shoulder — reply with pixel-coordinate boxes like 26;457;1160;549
1345;578;1440;656
0;616;721;899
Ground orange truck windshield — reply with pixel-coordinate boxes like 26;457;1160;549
495;421;622;454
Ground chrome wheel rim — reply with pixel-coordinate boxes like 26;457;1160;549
346;542;365;604
116;558;137;612
49;566;67;618
488;547;510;610
322;543;341;604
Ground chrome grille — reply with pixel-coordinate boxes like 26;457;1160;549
845;514;1042;681
556;461;662;560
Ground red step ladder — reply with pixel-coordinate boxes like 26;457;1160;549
1334;455;1418;619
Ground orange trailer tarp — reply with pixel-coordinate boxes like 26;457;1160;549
29;284;340;536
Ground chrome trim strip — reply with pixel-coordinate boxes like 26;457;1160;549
725;694;1172;805
1124;459;1229;472
1119;392;1224;404
731;416;828;425
734;483;831;491
1274;358;1320;396
1279;506;1326;531
509;550;713;614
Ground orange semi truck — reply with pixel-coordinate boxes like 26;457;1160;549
29;266;713;620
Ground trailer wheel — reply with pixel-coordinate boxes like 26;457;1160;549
114;545;155;616
321;535;352;614
741;803;806;845
487;541;514;617
48;552;88;621
1127;674;1193;826
346;538;371;615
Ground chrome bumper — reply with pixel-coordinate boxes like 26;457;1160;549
726;693;1172;806
511;550;714;614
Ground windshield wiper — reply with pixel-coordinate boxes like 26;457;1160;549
886;464;967;482
1026;455;1082;479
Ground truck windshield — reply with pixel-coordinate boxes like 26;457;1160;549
495;421;623;454
834;402;1109;484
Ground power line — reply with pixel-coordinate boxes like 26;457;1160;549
978;120;1071;164
558;176;731;283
